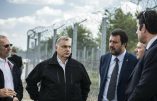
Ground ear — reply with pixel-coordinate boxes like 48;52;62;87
123;43;127;48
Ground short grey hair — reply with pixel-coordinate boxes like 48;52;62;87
0;35;7;39
0;35;7;50
0;35;7;45
56;36;72;45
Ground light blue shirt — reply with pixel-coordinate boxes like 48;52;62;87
103;50;126;101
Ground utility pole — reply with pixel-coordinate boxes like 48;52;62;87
72;19;87;59
26;28;48;78
26;29;37;78
52;29;57;54
52;24;65;54
92;9;108;56
100;16;107;56
25;32;30;78
72;23;78;59
37;32;41;62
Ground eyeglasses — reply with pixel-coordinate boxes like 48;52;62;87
142;11;149;30
2;44;13;48
142;11;147;24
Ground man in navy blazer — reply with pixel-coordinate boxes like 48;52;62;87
125;10;157;101
98;29;137;101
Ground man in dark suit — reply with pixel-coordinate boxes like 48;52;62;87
0;35;23;101
125;10;157;101
98;29;137;101
8;47;23;76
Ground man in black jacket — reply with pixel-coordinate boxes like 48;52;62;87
0;35;23;101
26;36;91;101
8;47;23;76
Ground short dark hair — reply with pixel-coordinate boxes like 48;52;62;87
12;47;17;53
137;10;157;34
110;28;128;47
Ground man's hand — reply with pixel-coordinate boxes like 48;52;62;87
13;97;19;101
0;88;16;97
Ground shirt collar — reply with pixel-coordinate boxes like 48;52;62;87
0;57;6;62
57;55;68;65
0;57;14;68
112;49;126;62
146;35;157;49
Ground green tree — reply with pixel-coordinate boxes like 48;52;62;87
60;24;98;50
98;8;138;52
109;8;137;51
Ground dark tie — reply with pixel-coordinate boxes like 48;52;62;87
107;57;119;101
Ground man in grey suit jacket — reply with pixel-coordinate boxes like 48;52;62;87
125;10;157;101
98;29;137;101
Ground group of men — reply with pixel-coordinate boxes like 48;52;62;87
98;10;157;101
0;10;157;101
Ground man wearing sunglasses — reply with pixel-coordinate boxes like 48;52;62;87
125;10;157;101
0;35;23;101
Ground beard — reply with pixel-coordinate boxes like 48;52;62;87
110;47;121;56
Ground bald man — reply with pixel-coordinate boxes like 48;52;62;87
134;42;146;60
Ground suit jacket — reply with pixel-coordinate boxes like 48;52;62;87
98;52;137;101
0;61;23;101
8;55;23;75
8;54;22;69
125;39;157;101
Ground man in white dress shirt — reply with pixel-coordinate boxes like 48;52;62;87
0;35;23;101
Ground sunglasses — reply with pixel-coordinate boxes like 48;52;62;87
143;11;147;24
2;44;13;48
142;11;149;30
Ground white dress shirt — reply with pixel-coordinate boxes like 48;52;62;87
0;58;14;90
103;50;126;101
146;35;157;50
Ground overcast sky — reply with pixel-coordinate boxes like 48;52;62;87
0;0;140;50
